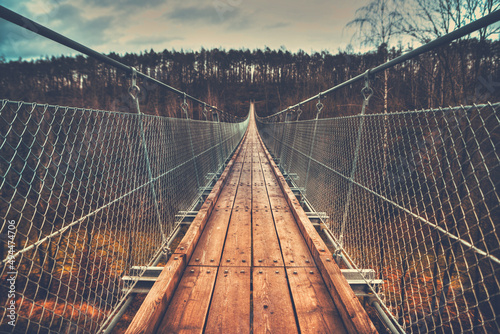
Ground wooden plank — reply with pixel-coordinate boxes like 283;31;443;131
175;131;247;262
125;256;185;334
257;133;378;334
157;266;218;333
205;267;251;333
271;209;315;267
188;150;248;267
127;133;249;334
252;267;299;334
221;160;252;267
252;151;283;267
188;189;238;266
258;152;315;267
316;255;379;334
286;267;348;334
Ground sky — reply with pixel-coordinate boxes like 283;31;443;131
0;0;373;61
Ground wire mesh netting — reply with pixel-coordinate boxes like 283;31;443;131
0;99;248;333
257;102;499;333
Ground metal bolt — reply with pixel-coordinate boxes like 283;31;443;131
259;270;263;274
305;260;310;263
174;257;178;260
226;259;231;262
180;247;184;250
207;270;211;273
293;271;297;275
224;270;228;274
310;271;314;274
195;258;199;262
326;258;331;262
258;259;262;263
275;270;279;274
290;260;294;263
190;269;194;273
273;259;277;263
320;249;325;252
242;259;246;263
241;270;245;273
210;259;214;262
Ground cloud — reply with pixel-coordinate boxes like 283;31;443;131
127;35;184;46
1;0;27;12
86;0;164;9
167;4;243;25
265;22;290;29
0;3;115;60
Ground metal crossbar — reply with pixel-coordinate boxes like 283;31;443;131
0;100;248;333
257;103;500;333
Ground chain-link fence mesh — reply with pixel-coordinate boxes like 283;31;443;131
0;99;248;333
257;102;499;333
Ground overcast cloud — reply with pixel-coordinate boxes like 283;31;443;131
1;0;372;61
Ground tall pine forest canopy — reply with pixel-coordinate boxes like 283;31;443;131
1;39;499;119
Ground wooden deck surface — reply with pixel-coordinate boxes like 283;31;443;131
126;106;377;334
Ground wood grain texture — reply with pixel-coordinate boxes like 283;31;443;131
252;267;299;334
286;267;348;334
257;131;377;334
157;266;218;334
252;154;283;267
316;255;379;334
205;267;251;333
259;152;315;268
126;132;247;334
221;158;252;267
188;149;248;267
175;131;248;262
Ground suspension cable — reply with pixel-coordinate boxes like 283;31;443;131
262;9;500;119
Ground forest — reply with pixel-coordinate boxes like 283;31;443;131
1;39;499;121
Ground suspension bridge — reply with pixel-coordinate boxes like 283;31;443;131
1;6;499;334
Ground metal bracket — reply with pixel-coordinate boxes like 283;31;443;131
122;266;383;300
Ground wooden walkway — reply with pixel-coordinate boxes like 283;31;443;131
126;106;377;334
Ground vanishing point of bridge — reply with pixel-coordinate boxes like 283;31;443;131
126;106;376;333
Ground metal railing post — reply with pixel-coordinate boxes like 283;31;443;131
278;111;292;170
213;111;225;167
303;97;323;197
338;71;373;249
182;94;201;190
286;105;302;176
129;68;166;246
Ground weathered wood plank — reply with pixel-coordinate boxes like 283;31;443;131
258;152;315;267
286;267;348;334
157;266;218;333
126;133;248;334
257;133;377;334
316;255;379;334
221;159;252;267
125;257;185;334
188;195;237;266
252;151;283;267
188;149;248;267
252;267;299;334
252;209;283;267
175;132;248;262
205;267;251;333
271;209;315;267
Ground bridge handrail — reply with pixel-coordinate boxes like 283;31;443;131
0;5;241;122
260;10;500;120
